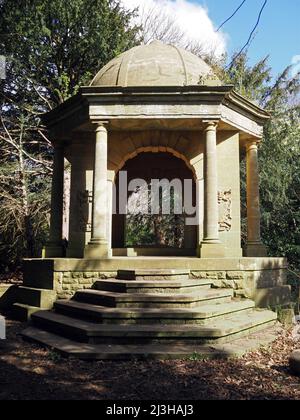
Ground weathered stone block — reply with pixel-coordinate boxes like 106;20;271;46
70;285;83;291
190;271;207;279
83;272;96;279
226;271;244;280
78;278;93;285
72;272;83;279
253;286;292;308
290;350;300;376
23;259;55;289
206;272;218;280
55;273;63;283
221;280;235;289
58;292;73;300
63;278;78;285
98;272;118;279
16;287;56;309
277;308;295;326
0;285;18;310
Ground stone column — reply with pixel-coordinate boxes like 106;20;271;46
199;121;224;258
44;144;64;257
107;179;114;252
245;141;267;257
85;123;111;259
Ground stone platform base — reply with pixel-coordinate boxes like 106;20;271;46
20;256;290;308
0;284;19;310
19;264;288;360
22;324;282;360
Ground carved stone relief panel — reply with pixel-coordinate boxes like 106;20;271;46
218;190;232;232
77;190;92;232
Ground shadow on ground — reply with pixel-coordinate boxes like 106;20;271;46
0;316;299;400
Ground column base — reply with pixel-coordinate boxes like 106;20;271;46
199;242;225;258
244;242;268;257
84;241;112;259
43;244;64;258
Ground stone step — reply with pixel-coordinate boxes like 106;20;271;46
12;303;42;321
73;288;234;309
54;299;255;325
31;309;277;345
16;286;57;309
93;279;212;294
21;324;281;360
117;269;190;281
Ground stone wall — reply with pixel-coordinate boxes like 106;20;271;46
22;257;291;308
190;268;289;307
54;271;117;299
0;284;18;309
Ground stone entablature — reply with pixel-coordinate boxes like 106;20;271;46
44;86;268;140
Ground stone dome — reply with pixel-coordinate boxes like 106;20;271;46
90;40;221;87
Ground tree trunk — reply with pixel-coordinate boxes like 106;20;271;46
18;125;34;257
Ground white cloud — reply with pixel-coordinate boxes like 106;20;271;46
121;0;227;58
291;55;300;77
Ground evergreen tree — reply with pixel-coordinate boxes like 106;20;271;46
0;0;139;269
224;53;300;270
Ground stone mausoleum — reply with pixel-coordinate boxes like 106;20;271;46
17;41;291;359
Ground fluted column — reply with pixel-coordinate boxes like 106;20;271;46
245;141;267;257
85;122;111;259
44;144;64;257
199;121;224;258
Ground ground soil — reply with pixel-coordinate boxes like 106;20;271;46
0;317;299;400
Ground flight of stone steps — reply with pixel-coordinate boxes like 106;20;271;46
22;269;279;360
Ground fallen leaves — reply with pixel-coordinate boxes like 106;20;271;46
0;319;299;400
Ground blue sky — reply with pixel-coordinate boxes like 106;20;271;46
201;0;300;76
123;0;300;78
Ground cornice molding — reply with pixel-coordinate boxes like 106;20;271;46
42;85;270;138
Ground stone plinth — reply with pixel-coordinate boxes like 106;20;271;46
290;350;300;376
20;257;290;307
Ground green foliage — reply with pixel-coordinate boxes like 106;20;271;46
0;0;139;105
223;52;300;271
0;1;299;274
0;0;140;270
125;183;185;248
186;352;205;362
47;350;62;363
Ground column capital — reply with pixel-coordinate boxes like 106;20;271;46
92;121;109;133
203;120;219;131
246;139;261;151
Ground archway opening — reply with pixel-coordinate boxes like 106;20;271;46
112;152;197;255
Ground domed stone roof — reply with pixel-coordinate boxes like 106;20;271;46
90;40;221;87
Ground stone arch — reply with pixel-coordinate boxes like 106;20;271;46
116;146;197;181
108;132;202;181
112;151;197;252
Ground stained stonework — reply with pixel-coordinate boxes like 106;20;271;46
190;270;245;292
77;190;92;232
218;190;232;232
54;271;117;299
198;71;221;86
